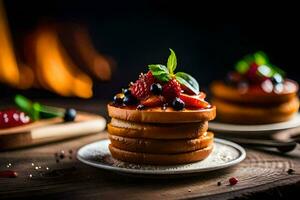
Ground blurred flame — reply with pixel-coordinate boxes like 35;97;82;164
73;28;112;81
34;28;93;98
0;1;20;86
0;1;114;98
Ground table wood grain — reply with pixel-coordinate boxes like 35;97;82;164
0;131;300;200
1;101;300;199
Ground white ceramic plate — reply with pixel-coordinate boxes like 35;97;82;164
77;138;246;175
209;113;300;135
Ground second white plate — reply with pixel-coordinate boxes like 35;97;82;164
209;113;300;135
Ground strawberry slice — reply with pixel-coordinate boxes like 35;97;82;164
179;93;209;108
141;95;165;107
181;84;197;95
198;92;206;100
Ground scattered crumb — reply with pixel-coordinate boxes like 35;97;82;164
287;168;295;175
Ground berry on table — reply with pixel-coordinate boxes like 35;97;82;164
150;83;162;95
0;109;31;129
64;108;77;122
172;97;185;111
229;177;238;185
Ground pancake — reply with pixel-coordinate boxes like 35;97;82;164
212;97;299;124
109;132;214;154
107;104;216;123
108;118;208;139
211;80;298;104
109;143;213;165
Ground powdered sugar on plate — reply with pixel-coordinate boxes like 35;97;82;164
77;138;246;175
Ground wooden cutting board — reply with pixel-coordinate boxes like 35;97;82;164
0;112;106;150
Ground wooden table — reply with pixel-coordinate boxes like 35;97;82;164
1;101;300;199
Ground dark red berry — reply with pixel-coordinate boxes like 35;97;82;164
0;170;18;178
0;108;31;129
162;79;181;101
130;71;155;100
229;177;238;185
172;98;185;111
150;83;162;95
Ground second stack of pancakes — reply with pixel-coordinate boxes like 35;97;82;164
107;105;216;165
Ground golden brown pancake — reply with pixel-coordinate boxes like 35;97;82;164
109;144;213;165
107;104;216;123
108;118;208;139
109;132;214;154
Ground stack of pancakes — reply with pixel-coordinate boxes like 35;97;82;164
211;80;299;124
107;104;216;165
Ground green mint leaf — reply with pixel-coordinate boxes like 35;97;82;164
175;72;199;95
167;48;177;74
254;51;269;65
235;60;249;74
148;64;171;82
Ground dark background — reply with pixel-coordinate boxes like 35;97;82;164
2;0;300;101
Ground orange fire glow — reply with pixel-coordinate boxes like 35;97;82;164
0;1;20;87
34;28;93;98
0;1;113;98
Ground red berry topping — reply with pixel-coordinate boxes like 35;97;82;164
130;71;155;100
141;95;165;107
246;62;267;84
162;79;181;101
229;177;238;185
0;108;31;129
179;93;209;108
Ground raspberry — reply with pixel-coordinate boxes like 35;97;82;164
162;79;181;101
130;71;155;100
229;177;238;185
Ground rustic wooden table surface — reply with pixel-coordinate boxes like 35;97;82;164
0;101;300;199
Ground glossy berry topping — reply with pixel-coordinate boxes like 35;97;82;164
64;108;77;122
122;88;131;96
0;108;31;129
162;79;181;102
141;95;165;107
130;71;155;100
172;97;185;111
150;83;162;95
136;104;146;110
179;93;209;109
123;94;138;105
113;93;125;105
